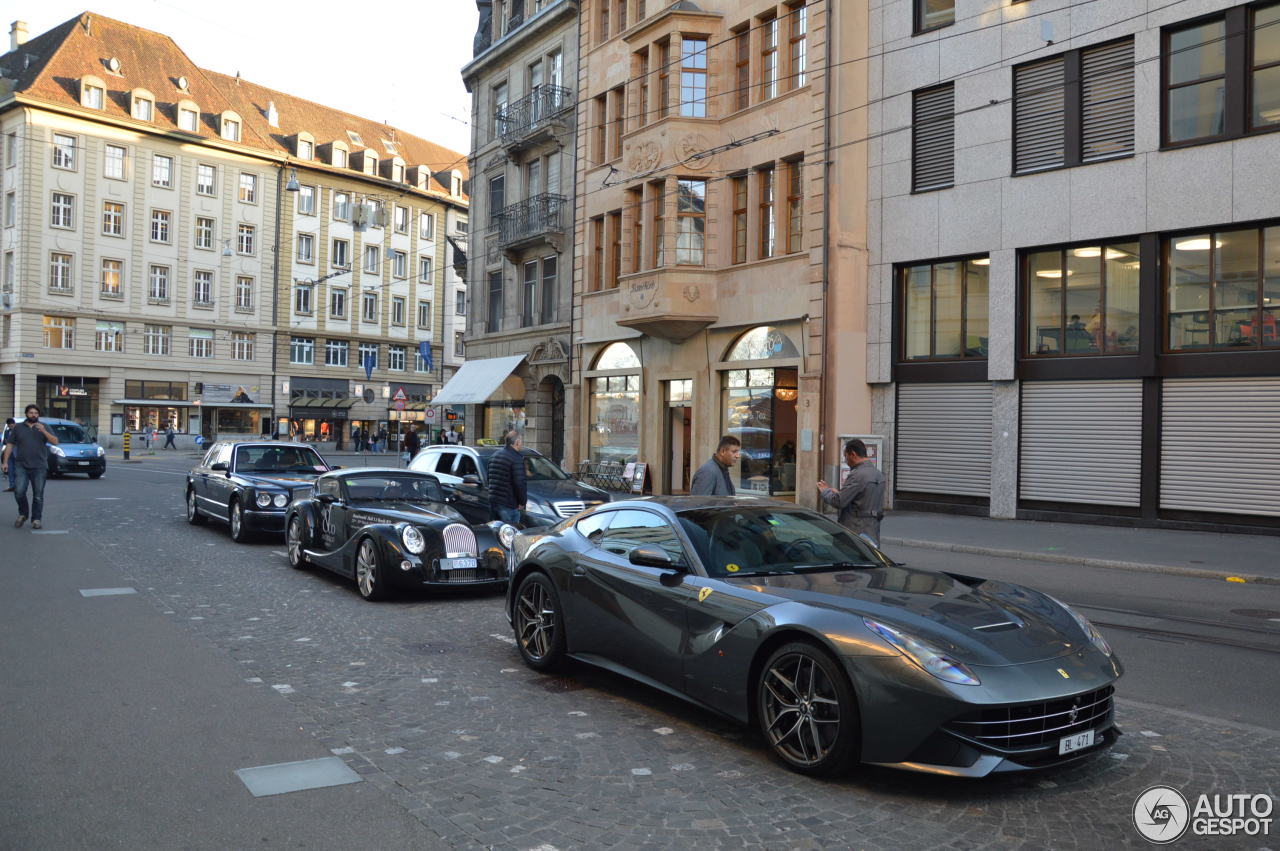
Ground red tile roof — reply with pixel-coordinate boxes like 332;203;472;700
1;11;468;198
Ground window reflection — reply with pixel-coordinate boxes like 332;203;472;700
1026;243;1139;355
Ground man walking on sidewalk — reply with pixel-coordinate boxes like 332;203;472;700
163;423;177;449
1;404;60;529
1;418;15;492
403;426;421;464
690;435;740;496
487;429;526;526
817;439;886;546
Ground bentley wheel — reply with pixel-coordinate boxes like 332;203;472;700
356;539;389;601
286;516;308;569
186;489;206;525
229;499;251;543
513;572;566;671
757;642;859;776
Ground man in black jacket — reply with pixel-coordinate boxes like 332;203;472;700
487;429;526;525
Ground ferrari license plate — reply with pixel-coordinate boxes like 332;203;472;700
440;557;478;571
1059;729;1095;755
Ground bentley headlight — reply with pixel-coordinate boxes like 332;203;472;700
401;524;425;555
51;445;66;457
864;618;981;686
272;493;289;508
96;446;106;457
255;492;272;508
1047;595;1113;657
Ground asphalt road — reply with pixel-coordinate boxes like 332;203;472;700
2;456;1277;849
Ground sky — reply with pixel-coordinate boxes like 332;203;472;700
15;0;480;156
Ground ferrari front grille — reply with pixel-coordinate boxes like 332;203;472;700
442;523;477;557
946;685;1114;750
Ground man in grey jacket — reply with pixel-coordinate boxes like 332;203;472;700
690;435;741;496
817;439;886;545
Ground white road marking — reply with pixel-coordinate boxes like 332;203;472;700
95;497;121;500
653;727;674;736
567;711;587;717
631;768;651;776
32;530;69;535
385;747;406;755
1140;730;1162;737
483;755;503;764
421;677;439;683
245;677;263;683
442;751;461;760
490;632;516;645
672;763;695;772
575;733;598;740
272;684;295;694
79;587;137;597
510;765;527;774
342;681;358;688
331;747;354;755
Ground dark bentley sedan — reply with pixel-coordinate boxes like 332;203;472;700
507;497;1123;778
285;469;515;601
187;442;333;542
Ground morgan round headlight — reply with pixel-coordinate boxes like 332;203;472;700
401;525;426;555
497;523;517;550
255;492;272;508
863;618;981;686
272;493;289;508
1047;595;1113;657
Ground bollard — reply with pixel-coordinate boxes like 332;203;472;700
123;431;131;461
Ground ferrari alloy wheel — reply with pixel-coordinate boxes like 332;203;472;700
513;572;566;671
757;642;859;776
286;516;308;569
356;539;389;601
186;489;206;525
229;499;251;543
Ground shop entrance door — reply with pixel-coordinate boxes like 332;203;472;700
664;380;693;494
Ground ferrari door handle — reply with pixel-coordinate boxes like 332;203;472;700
572;564;588;576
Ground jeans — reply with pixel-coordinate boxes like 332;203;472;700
5;460;14;489
13;464;47;521
496;506;521;525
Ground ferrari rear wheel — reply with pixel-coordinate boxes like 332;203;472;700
513;572;566;671
286;515;309;569
355;538;389;601
757;642;859;776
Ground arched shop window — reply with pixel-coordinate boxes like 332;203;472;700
721;326;800;500
593;341;642;369
588;342;641;465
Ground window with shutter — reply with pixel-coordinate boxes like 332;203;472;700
1014;57;1066;174
1081;40;1135;162
912;83;954;192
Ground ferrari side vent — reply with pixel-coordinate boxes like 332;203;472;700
443;523;477;557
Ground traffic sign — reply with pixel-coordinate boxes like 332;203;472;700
425;408;436;420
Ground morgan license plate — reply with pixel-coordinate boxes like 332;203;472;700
1059;729;1095;755
440;557;478;571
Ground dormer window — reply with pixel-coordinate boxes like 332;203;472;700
131;90;154;121
178;99;200;132
298;139;313;160
221;112;242;142
451;170;463;197
364;154;377;175
322;140;349;168
80;76;106;110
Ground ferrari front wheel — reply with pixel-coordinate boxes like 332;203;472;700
757;642;859;776
513;572;566;671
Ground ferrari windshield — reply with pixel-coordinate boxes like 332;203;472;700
676;507;881;578
341;473;444;503
234;445;328;474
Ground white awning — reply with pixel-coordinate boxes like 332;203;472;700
430;355;526;406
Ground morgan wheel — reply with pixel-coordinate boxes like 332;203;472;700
356;538;389;601
286;515;309;569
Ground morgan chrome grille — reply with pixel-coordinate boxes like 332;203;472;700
436;568;501;583
945;685;1114;750
442;523;478;557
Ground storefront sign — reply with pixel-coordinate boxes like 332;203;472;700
201;383;258;404
57;386;90;397
626;278;658;310
629;463;648;494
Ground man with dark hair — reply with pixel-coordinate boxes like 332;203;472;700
690;435;741;496
403;425;421;463
817;439;886;545
2;404;60;529
487;429;527;525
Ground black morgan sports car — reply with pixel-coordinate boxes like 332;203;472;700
285;469;516;600
507;497;1123;778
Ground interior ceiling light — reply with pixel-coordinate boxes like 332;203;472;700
971;257;991;266
1036;269;1070;278
1174;237;1220;251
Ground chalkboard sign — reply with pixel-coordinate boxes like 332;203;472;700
629;462;648;494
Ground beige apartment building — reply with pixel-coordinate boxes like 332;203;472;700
572;0;868;506
0;14;467;448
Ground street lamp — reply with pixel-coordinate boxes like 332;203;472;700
285;167;300;192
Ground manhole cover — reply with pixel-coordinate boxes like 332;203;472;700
1230;609;1280;619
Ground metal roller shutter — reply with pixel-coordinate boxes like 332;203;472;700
896;383;991;497
1019;380;1142;507
1160;378;1280;517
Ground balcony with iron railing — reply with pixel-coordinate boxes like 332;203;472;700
494;193;568;256
495;85;573;150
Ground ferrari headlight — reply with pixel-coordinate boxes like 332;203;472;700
255;492;272;508
272;493;289;508
1047;595;1113;657
401;525;425;555
51;445;66;457
863;618;981;686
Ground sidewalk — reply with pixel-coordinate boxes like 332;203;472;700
881;510;1280;585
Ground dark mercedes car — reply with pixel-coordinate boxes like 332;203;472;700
285;469;515;600
507;497;1122;778
186;442;333;542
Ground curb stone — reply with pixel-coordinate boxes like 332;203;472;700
882;536;1280;586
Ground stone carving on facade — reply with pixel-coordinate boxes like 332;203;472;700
627;140;662;173
527;337;569;384
683;285;701;303
675;133;714;168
